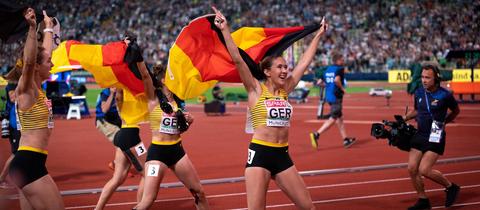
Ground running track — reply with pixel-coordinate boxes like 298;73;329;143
1;91;479;209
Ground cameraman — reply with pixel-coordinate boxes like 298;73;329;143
403;64;460;209
310;53;356;149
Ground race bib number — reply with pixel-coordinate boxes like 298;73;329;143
429;120;444;143
45;98;54;128
247;149;256;164
160;114;180;134
264;99;292;127
134;142;147;156
147;164;160;177
159;114;179;134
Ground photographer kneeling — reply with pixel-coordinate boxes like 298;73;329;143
403;64;460;210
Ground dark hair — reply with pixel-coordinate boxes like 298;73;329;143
124;31;137;43
422;64;440;85
152;64;167;86
259;55;283;71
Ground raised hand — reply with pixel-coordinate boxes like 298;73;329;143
42;10;53;28
315;17;328;38
24;8;36;27
211;6;227;30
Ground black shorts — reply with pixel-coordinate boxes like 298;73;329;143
8;128;21;154
328;100;343;119
410;133;446;155
9;150;48;189
146;141;186;167
113;127;141;151
245;142;293;176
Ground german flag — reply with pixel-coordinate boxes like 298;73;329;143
166;14;320;99
50;40;83;72
51;40;144;96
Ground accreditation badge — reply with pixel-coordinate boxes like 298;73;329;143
429;120;443;143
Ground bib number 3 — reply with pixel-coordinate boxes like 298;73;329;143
134;142;147;156
247;149;256;164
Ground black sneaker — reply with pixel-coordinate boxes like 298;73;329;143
407;198;431;210
310;132;319;149
343;137;356;148
445;183;460;207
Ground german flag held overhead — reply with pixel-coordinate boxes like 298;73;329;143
166;14;320;100
51;40;144;96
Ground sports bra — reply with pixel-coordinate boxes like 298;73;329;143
250;84;292;129
149;102;179;135
16;90;53;131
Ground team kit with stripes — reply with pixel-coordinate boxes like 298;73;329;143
0;4;467;210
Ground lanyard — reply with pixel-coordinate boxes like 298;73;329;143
424;91;433;118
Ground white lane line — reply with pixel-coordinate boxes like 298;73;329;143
229;184;480;210
432;201;480;209
64;170;480;209
304;119;480;127
59;155;480;198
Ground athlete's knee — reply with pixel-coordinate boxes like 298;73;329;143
418;165;432;177
407;164;418;176
189;188;206;205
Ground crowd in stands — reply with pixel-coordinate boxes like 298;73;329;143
1;0;479;74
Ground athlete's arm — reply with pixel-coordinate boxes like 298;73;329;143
212;7;260;95
41;10;54;57
286;17;328;93
16;8;37;109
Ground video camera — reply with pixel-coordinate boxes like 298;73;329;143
371;115;417;151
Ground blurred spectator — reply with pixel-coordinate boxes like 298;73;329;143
1;0;479;73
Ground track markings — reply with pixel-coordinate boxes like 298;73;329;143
64;169;480;209
229;184;480;209
304;119;480;127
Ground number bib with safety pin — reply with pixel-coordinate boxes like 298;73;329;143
429;120;443;143
160;114;179;134
126;141;147;172
264;99;292;127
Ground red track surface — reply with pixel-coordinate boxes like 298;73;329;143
1;90;479;209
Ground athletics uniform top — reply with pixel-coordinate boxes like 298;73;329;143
16;90;53;131
250;84;292;129
149;102;180;135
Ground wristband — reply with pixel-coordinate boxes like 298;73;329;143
43;28;54;33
